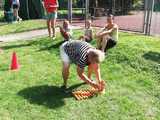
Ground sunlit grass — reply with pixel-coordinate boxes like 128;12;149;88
0;31;160;120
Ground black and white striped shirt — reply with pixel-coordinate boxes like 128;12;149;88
64;40;93;68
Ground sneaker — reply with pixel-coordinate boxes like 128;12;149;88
60;85;71;93
17;17;22;22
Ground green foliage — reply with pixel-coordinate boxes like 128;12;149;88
0;31;160;120
133;0;144;10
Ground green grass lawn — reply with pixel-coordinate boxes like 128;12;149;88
0;19;46;35
0;31;160;120
0;9;83;36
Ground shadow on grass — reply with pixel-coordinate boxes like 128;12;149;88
0;38;57;50
1;43;32;50
18;83;85;109
38;41;64;52
143;51;160;64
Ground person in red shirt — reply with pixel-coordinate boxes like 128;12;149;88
42;0;59;39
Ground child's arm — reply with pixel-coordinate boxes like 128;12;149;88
56;0;59;7
88;64;93;79
77;66;99;89
93;64;105;92
96;27;106;38
100;25;118;36
41;0;45;8
93;64;102;83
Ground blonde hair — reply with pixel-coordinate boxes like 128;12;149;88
88;49;105;63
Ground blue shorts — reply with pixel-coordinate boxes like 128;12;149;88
46;12;57;20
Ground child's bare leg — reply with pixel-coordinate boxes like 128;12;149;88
101;39;107;52
13;9;18;21
101;35;110;52
62;62;70;88
14;9;18;18
47;20;52;37
96;38;102;50
51;18;56;37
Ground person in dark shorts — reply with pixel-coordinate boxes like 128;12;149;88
60;40;105;90
96;14;118;52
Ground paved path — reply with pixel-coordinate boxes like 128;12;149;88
0;26;83;42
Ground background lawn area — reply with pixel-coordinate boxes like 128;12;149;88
0;9;83;36
0;19;46;35
0;31;160;120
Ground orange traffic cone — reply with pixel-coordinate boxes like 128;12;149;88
10;52;20;70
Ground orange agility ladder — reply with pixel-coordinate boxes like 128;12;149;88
72;81;106;100
72;88;99;100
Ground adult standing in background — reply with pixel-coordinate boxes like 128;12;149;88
42;0;59;39
12;0;21;22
